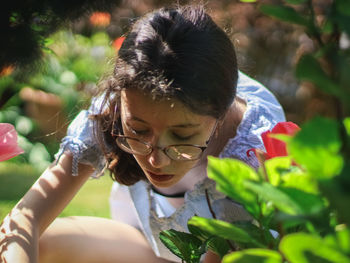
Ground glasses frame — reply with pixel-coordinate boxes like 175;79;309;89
110;105;219;161
115;135;208;161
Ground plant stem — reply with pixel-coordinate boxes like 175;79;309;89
205;189;236;251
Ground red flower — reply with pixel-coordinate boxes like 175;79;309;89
247;122;300;160
113;36;125;52
89;12;111;27
0;123;24;162
0;65;15;77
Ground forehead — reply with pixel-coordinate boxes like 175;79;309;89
120;89;215;126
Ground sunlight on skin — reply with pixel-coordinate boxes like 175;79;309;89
1;154;94;263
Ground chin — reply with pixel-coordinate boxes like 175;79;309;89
146;172;184;188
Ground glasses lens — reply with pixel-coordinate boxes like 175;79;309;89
116;137;151;155
166;145;203;161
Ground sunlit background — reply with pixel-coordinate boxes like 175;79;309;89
0;0;339;220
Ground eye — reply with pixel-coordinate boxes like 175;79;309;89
125;124;149;136
172;133;194;141
131;128;149;135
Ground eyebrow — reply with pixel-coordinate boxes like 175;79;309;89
130;116;201;128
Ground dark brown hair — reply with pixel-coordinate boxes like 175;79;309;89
96;4;238;185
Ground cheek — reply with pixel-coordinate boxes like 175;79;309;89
132;154;147;169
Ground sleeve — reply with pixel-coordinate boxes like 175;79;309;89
219;71;286;168
54;96;108;178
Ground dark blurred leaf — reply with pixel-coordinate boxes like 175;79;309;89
331;13;350;41
284;0;307;4
223;249;283;263
288;117;343;178
280;233;350;263
319;162;350;226
337;52;350;108
296;54;342;97
344;118;350;155
336;0;350;16
159;229;204;263
259;4;309;26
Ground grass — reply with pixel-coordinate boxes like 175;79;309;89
0;162;113;221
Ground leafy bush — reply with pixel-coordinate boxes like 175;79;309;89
160;1;350;262
0;26;116;172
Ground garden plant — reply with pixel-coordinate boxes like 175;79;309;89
159;1;350;262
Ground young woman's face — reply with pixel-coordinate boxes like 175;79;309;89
120;89;217;188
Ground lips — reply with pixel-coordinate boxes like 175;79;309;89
147;171;175;183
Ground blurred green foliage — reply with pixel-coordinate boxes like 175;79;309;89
0;29;115;172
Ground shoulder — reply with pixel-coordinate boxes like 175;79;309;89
219;71;286;167
236;71;285;122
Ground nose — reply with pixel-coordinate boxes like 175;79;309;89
148;147;171;168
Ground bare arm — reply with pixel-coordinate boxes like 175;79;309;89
0;153;94;263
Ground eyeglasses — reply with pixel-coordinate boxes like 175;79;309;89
111;104;218;161
115;135;208;161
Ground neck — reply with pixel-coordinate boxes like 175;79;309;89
205;96;246;157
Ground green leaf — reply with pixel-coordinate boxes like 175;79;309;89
336;0;350;16
319;163;350;226
264;156;293;186
244;181;325;215
335;13;350;37
188;223;230;258
281;171;319;194
280;233;350;263
296;54;342;97
206;236;230;259
288;117;344;178
259;4;309;26
284;0;307;4
188;217;266;248
223;249;283;263
239;0;257;2
188;223;212;242
344;118;350;152
234;221;275;247
207;157;260;218
321;19;334;34
335;224;350;254
159;229;204;263
344;118;350;134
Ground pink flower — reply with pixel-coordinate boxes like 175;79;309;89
247;122;300;160
0;123;24;162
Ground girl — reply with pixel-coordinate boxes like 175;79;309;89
1;4;285;263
